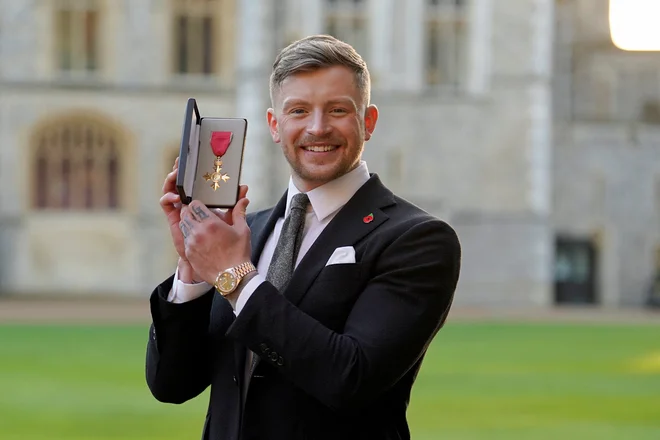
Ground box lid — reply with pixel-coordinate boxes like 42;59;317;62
176;98;201;203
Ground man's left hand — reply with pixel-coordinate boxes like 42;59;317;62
179;197;252;285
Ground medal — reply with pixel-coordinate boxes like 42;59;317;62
204;131;232;190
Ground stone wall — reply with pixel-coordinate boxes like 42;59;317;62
0;0;557;307
552;0;660;306
554;124;660;306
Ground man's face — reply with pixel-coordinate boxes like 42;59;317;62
267;66;378;191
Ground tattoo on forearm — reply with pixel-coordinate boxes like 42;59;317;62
193;205;209;220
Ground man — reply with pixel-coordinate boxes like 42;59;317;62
146;35;461;440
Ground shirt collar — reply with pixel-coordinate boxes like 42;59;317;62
285;161;370;222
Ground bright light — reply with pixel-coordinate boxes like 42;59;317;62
609;0;660;51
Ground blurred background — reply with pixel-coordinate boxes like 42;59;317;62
0;0;658;439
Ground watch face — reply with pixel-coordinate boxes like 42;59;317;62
217;272;237;293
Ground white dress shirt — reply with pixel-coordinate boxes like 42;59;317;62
167;161;370;314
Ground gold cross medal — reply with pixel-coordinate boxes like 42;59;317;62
204;131;232;190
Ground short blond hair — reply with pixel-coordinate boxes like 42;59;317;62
269;35;371;108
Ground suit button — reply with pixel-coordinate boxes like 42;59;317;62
260;343;269;353
277;356;284;366
269;351;278;362
233;375;238;385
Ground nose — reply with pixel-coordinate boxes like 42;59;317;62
306;110;332;137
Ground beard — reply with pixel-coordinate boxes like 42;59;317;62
283;140;364;186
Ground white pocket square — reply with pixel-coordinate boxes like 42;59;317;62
325;246;356;266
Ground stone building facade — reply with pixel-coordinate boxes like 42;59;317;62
0;0;656;307
553;0;660;307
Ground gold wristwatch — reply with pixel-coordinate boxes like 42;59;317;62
214;261;257;296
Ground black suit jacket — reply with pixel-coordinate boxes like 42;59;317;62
146;174;461;440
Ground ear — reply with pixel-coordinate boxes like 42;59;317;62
363;104;379;141
267;108;281;143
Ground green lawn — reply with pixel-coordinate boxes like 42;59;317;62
0;322;658;439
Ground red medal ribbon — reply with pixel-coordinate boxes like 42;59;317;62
210;131;232;157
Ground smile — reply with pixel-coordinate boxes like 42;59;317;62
302;145;339;152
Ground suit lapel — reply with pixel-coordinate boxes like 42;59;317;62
283;174;396;306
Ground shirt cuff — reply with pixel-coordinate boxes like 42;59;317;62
167;265;212;303
234;274;266;315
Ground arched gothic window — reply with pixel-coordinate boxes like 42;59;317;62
32;117;122;210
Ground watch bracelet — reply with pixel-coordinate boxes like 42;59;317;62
234;261;257;278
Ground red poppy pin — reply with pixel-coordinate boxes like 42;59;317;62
363;213;374;224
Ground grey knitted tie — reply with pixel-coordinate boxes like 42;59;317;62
248;192;309;377
265;192;310;290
